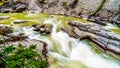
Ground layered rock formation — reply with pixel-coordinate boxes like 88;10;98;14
1;0;119;26
62;20;120;59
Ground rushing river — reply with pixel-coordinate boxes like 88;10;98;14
0;13;120;68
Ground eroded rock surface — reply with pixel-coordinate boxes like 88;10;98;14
0;25;13;35
62;20;120;56
0;2;27;12
0;25;28;43
68;20;120;41
5;32;28;41
0;32;28;44
33;24;53;34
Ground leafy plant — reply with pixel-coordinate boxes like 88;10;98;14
0;44;48;68
2;45;16;54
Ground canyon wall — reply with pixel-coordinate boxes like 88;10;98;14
6;0;120;19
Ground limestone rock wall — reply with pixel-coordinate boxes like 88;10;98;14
7;0;120;19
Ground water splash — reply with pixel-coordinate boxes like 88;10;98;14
23;17;120;68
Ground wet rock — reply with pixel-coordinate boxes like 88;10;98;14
5;32;28;42
63;27;120;55
62;20;120;55
61;27;80;39
45;24;53;34
68;20;120;41
40;28;46;33
33;25;44;31
33;24;53;34
93;36;120;55
0;25;13;35
0;16;10;20
73;27;89;39
13;20;29;24
107;44;120;55
0;2;27;13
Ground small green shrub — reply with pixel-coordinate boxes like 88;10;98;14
0;44;48;68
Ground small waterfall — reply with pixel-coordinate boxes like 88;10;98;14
23;17;120;68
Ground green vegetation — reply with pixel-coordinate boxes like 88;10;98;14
0;44;48;68
0;13;87;27
0;0;8;5
111;27;120;35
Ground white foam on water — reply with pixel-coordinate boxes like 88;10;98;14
23;18;120;68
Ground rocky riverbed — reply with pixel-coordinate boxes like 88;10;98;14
0;0;120;68
62;20;120;60
0;13;120;68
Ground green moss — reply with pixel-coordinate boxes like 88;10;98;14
53;14;88;28
110;27;120;35
0;13;88;28
63;2;67;7
0;13;51;27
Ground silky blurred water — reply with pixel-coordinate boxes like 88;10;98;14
23;18;120;68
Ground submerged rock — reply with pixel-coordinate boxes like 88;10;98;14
33;24;53;34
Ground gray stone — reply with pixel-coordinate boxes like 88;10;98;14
0;16;10;20
13;20;29;24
